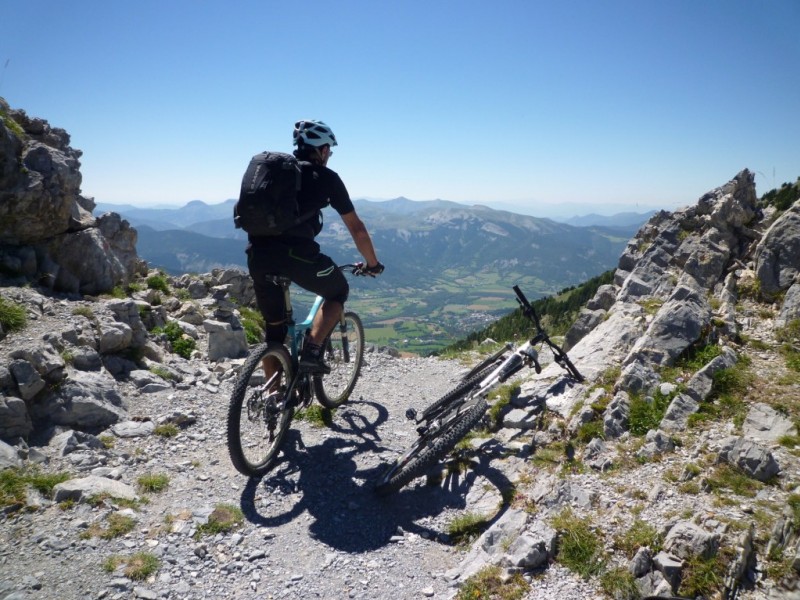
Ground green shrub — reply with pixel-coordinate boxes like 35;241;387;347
761;178;800;212
679;554;726;598
614;518;663;557
705;464;764;498
551;508;606;579
1;109;26;138
600;567;639;600
447;512;490;546
81;512;137;540
123;552;160;581
788;494;800;529
71;306;95;320
195;503;243;538
146;272;170;294
628;390;672;436
239;306;265;344
0;469;27;506
576;419;605;444
137;473;170;493
172;337;196;359
456;565;529;600
487;383;519;429
677;343;722;372
1;468;72;508
149;366;174;381
777;320;800;373
153;423;179;438
158;321;196;359
294;404;333;428
0;296;27;333
689;359;752;428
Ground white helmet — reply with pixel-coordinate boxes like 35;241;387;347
293;120;338;147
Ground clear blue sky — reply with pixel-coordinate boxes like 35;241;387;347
2;0;798;217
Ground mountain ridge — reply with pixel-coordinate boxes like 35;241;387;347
125;199;644;351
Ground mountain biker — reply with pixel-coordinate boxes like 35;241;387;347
246;119;384;374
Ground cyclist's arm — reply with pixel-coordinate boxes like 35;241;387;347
340;211;380;268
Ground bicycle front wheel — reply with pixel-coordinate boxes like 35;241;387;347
227;344;294;477
374;398;488;496
313;311;365;408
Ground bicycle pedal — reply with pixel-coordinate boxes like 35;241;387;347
405;407;418;420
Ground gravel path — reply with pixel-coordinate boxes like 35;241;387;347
0;340;510;600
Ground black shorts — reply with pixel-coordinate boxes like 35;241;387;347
247;238;349;342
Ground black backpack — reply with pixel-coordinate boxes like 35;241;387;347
233;151;316;236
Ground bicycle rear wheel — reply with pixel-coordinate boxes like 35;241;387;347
313;311;365;408
227;344;294;477
374;398;488;496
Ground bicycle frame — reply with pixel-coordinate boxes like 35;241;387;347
374;283;583;496
265;276;327;365
411;288;583;428
263;264;364;402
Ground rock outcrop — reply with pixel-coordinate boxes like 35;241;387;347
448;169;800;599
0;98;145;294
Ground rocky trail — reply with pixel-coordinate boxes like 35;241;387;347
0;301;493;599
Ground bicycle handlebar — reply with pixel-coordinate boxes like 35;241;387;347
513;284;544;332
343;262;384;277
513;284;584;382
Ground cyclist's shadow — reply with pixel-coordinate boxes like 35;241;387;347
238;398;515;552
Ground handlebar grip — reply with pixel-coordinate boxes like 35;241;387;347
513;285;532;309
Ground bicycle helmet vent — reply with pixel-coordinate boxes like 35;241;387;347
293;120;338;147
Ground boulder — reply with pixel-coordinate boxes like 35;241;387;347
52;475;138;503
717;436;780;482
755;201;800;297
743;403;797;443
0;99;143;294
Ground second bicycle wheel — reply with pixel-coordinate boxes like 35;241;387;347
227;343;294;477
374;398;488;496
313;311;365;408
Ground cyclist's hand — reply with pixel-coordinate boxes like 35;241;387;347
352;262;385;276
363;262;384;277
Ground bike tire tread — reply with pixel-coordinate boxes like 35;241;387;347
374;399;488;496
314;311;365;408
226;344;293;477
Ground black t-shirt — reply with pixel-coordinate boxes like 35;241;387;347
272;162;355;240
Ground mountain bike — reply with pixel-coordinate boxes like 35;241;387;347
374;284;583;496
227;263;369;477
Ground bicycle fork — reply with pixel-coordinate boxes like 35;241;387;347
326;314;352;363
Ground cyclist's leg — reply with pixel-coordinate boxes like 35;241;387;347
247;243;289;382
282;242;349;347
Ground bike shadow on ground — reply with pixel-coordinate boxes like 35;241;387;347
237;398;514;554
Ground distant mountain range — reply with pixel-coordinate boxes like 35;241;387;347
95;198;650;290
95;198;650;348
